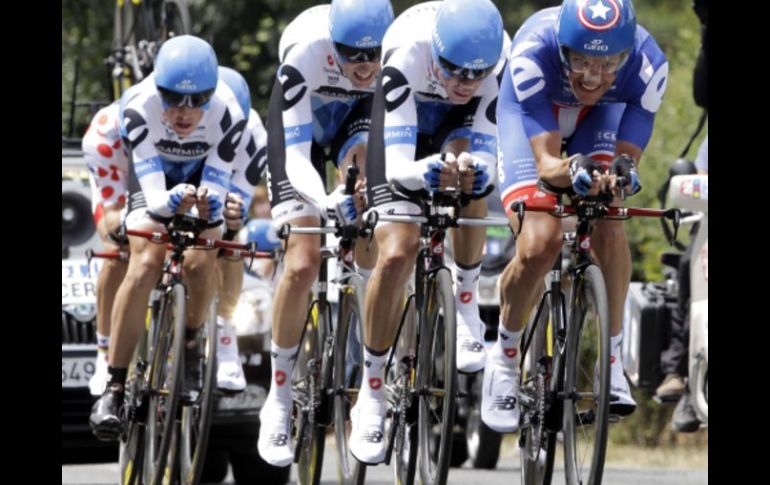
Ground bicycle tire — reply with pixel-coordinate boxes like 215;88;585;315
563;264;610;485
333;276;367;485
519;288;558;485
119;317;150;485
417;269;457;485
294;301;328;485
143;282;186;485
391;295;418;485
179;299;218;484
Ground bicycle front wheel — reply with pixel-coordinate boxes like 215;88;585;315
563;264;610;485
144;283;186;485
519;289;558;485
179;299;218;484
119;311;151;485
417;269;457;485
333;276;367;485
294;300;329;485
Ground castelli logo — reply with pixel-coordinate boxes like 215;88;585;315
275;370;287;386
220;336;231;345
460;292;472;304
327;55;335;66
610;355;616;365
504;348;518;358
369;377;382;390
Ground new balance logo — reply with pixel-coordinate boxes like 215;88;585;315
268;434;288;446
492;395;516;410
361;431;383;443
461;340;484;352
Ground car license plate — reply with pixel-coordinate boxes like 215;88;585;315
62;259;102;305
62;357;95;388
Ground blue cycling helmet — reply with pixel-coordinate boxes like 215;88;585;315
155;35;218;109
329;0;394;49
244;219;281;251
431;0;504;78
218;66;251;121
557;0;637;57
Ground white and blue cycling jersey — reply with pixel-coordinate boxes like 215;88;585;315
269;4;374;214
119;74;260;221
367;1;508;209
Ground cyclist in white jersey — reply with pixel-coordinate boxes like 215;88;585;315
89;36;262;441
354;0;506;464
258;0;395;467
82;66;268;398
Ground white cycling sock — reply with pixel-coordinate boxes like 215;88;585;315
269;340;297;405
453;263;481;322
360;347;388;403
96;332;110;352
610;332;622;366
491;321;523;366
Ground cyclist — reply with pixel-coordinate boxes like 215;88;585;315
212;66;269;393
257;0;394;467
81;101;129;397
89;35;262;440
355;0;505;464
485;0;669;432
82;65;267;396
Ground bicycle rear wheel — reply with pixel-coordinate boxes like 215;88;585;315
333;277;367;485
143;283;186;485
294;300;329;485
178;299;218;484
417;269;456;485
563;265;610;485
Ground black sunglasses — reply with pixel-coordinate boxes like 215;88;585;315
437;56;495;81
334;42;381;63
158;86;216;108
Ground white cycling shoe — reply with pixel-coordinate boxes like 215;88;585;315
481;356;520;433
349;393;388;465
88;351;109;397
595;358;637;417
257;397;294;467
216;322;246;392
456;312;486;374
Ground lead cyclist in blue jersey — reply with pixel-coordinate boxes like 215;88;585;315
484;0;669;432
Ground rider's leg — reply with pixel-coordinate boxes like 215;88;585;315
258;215;320;467
351;222;420;464
450;197;489;373
482;205;562;432
179;228;222;396
91;223;165;438
214;256;247;391
592;217;636;415
90;206;128;396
